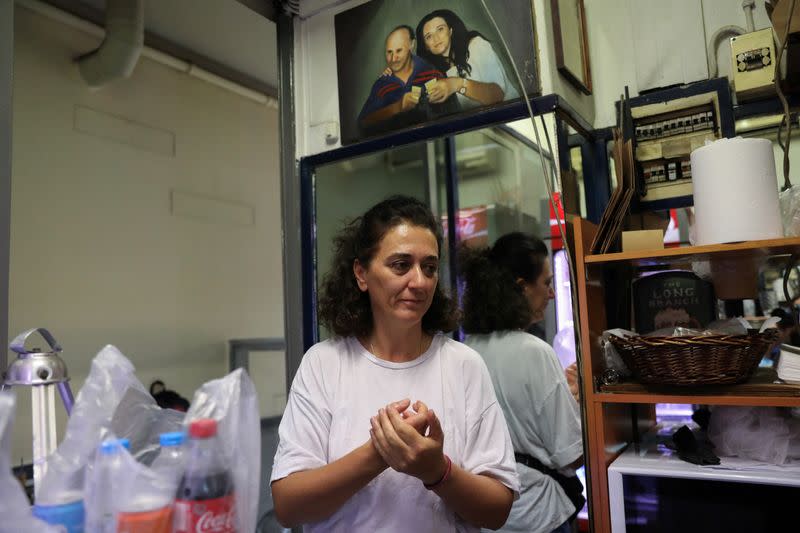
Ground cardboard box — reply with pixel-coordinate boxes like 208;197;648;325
622;230;664;252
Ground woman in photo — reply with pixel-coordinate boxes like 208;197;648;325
415;9;519;110
460;232;584;533
270;196;519;532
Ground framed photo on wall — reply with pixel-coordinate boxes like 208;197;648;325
334;0;540;146
551;0;592;95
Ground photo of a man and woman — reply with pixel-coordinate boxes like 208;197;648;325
335;0;539;145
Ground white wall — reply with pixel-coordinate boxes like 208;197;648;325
294;0;595;157
585;0;774;128
9;7;284;463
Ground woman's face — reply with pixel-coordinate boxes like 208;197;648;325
422;17;453;57
354;223;439;331
523;259;554;325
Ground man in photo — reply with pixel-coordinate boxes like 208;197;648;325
357;25;456;137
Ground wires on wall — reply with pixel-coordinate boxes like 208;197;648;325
775;0;797;191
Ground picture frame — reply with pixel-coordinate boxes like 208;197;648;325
334;0;541;146
551;0;592;95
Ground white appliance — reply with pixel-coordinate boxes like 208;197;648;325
607;437;800;532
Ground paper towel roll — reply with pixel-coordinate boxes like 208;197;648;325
690;137;782;245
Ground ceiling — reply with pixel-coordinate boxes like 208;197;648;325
58;0;279;92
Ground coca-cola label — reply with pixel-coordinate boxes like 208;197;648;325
174;494;236;533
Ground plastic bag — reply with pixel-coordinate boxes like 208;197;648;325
0;392;61;533
601;329;633;378
705;318;750;335
110;385;184;466
780;184;800;237
708;406;800;464
642;318;773;339
40;345;260;532
36;345;145;506
85;438;175;533
645;327;707;337
184;368;261;533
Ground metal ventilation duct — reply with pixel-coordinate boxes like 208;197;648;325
78;0;144;88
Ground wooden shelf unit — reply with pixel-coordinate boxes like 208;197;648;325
571;218;800;533
583;235;800;265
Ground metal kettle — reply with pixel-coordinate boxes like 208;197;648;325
4;328;75;496
5;328;70;390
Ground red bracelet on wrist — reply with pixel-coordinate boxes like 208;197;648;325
424;454;452;490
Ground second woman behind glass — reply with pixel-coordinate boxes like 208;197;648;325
460;232;584;533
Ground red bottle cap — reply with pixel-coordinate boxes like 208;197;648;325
189;418;218;439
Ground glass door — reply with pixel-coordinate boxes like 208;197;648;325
448;115;559;341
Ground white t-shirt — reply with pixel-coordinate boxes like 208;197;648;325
446;36;519;109
465;331;583;533
271;334;520;533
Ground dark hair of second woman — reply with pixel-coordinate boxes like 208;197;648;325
415;9;487;77
318;195;458;338
460;232;549;334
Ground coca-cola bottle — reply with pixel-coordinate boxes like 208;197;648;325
173;419;236;533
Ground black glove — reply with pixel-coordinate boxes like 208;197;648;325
672;425;720;466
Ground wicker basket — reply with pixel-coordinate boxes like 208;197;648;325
608;330;779;386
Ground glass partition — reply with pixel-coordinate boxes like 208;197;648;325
450;124;551;243
313;139;451;341
311;113;571;344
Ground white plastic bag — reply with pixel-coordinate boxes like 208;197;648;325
0;392;60;533
36;345;159;506
106;440;175;533
780;184;800;237
110;385;185;465
601;329;633;377
39;345;259;532
708;406;800;464
100;370;262;533
185;368;261;533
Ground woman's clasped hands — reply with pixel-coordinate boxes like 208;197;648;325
370;399;449;486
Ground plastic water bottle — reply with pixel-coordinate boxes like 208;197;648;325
85;438;129;533
151;431;187;483
115;434;181;533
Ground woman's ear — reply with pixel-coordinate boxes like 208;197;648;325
353;259;369;292
515;277;528;292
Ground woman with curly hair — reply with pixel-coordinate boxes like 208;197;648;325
415;9;518;110
460;232;584;533
271;195;519;531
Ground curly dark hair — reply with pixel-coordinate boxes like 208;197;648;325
318;195;458;338
415;9;488;77
460;232;549;334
